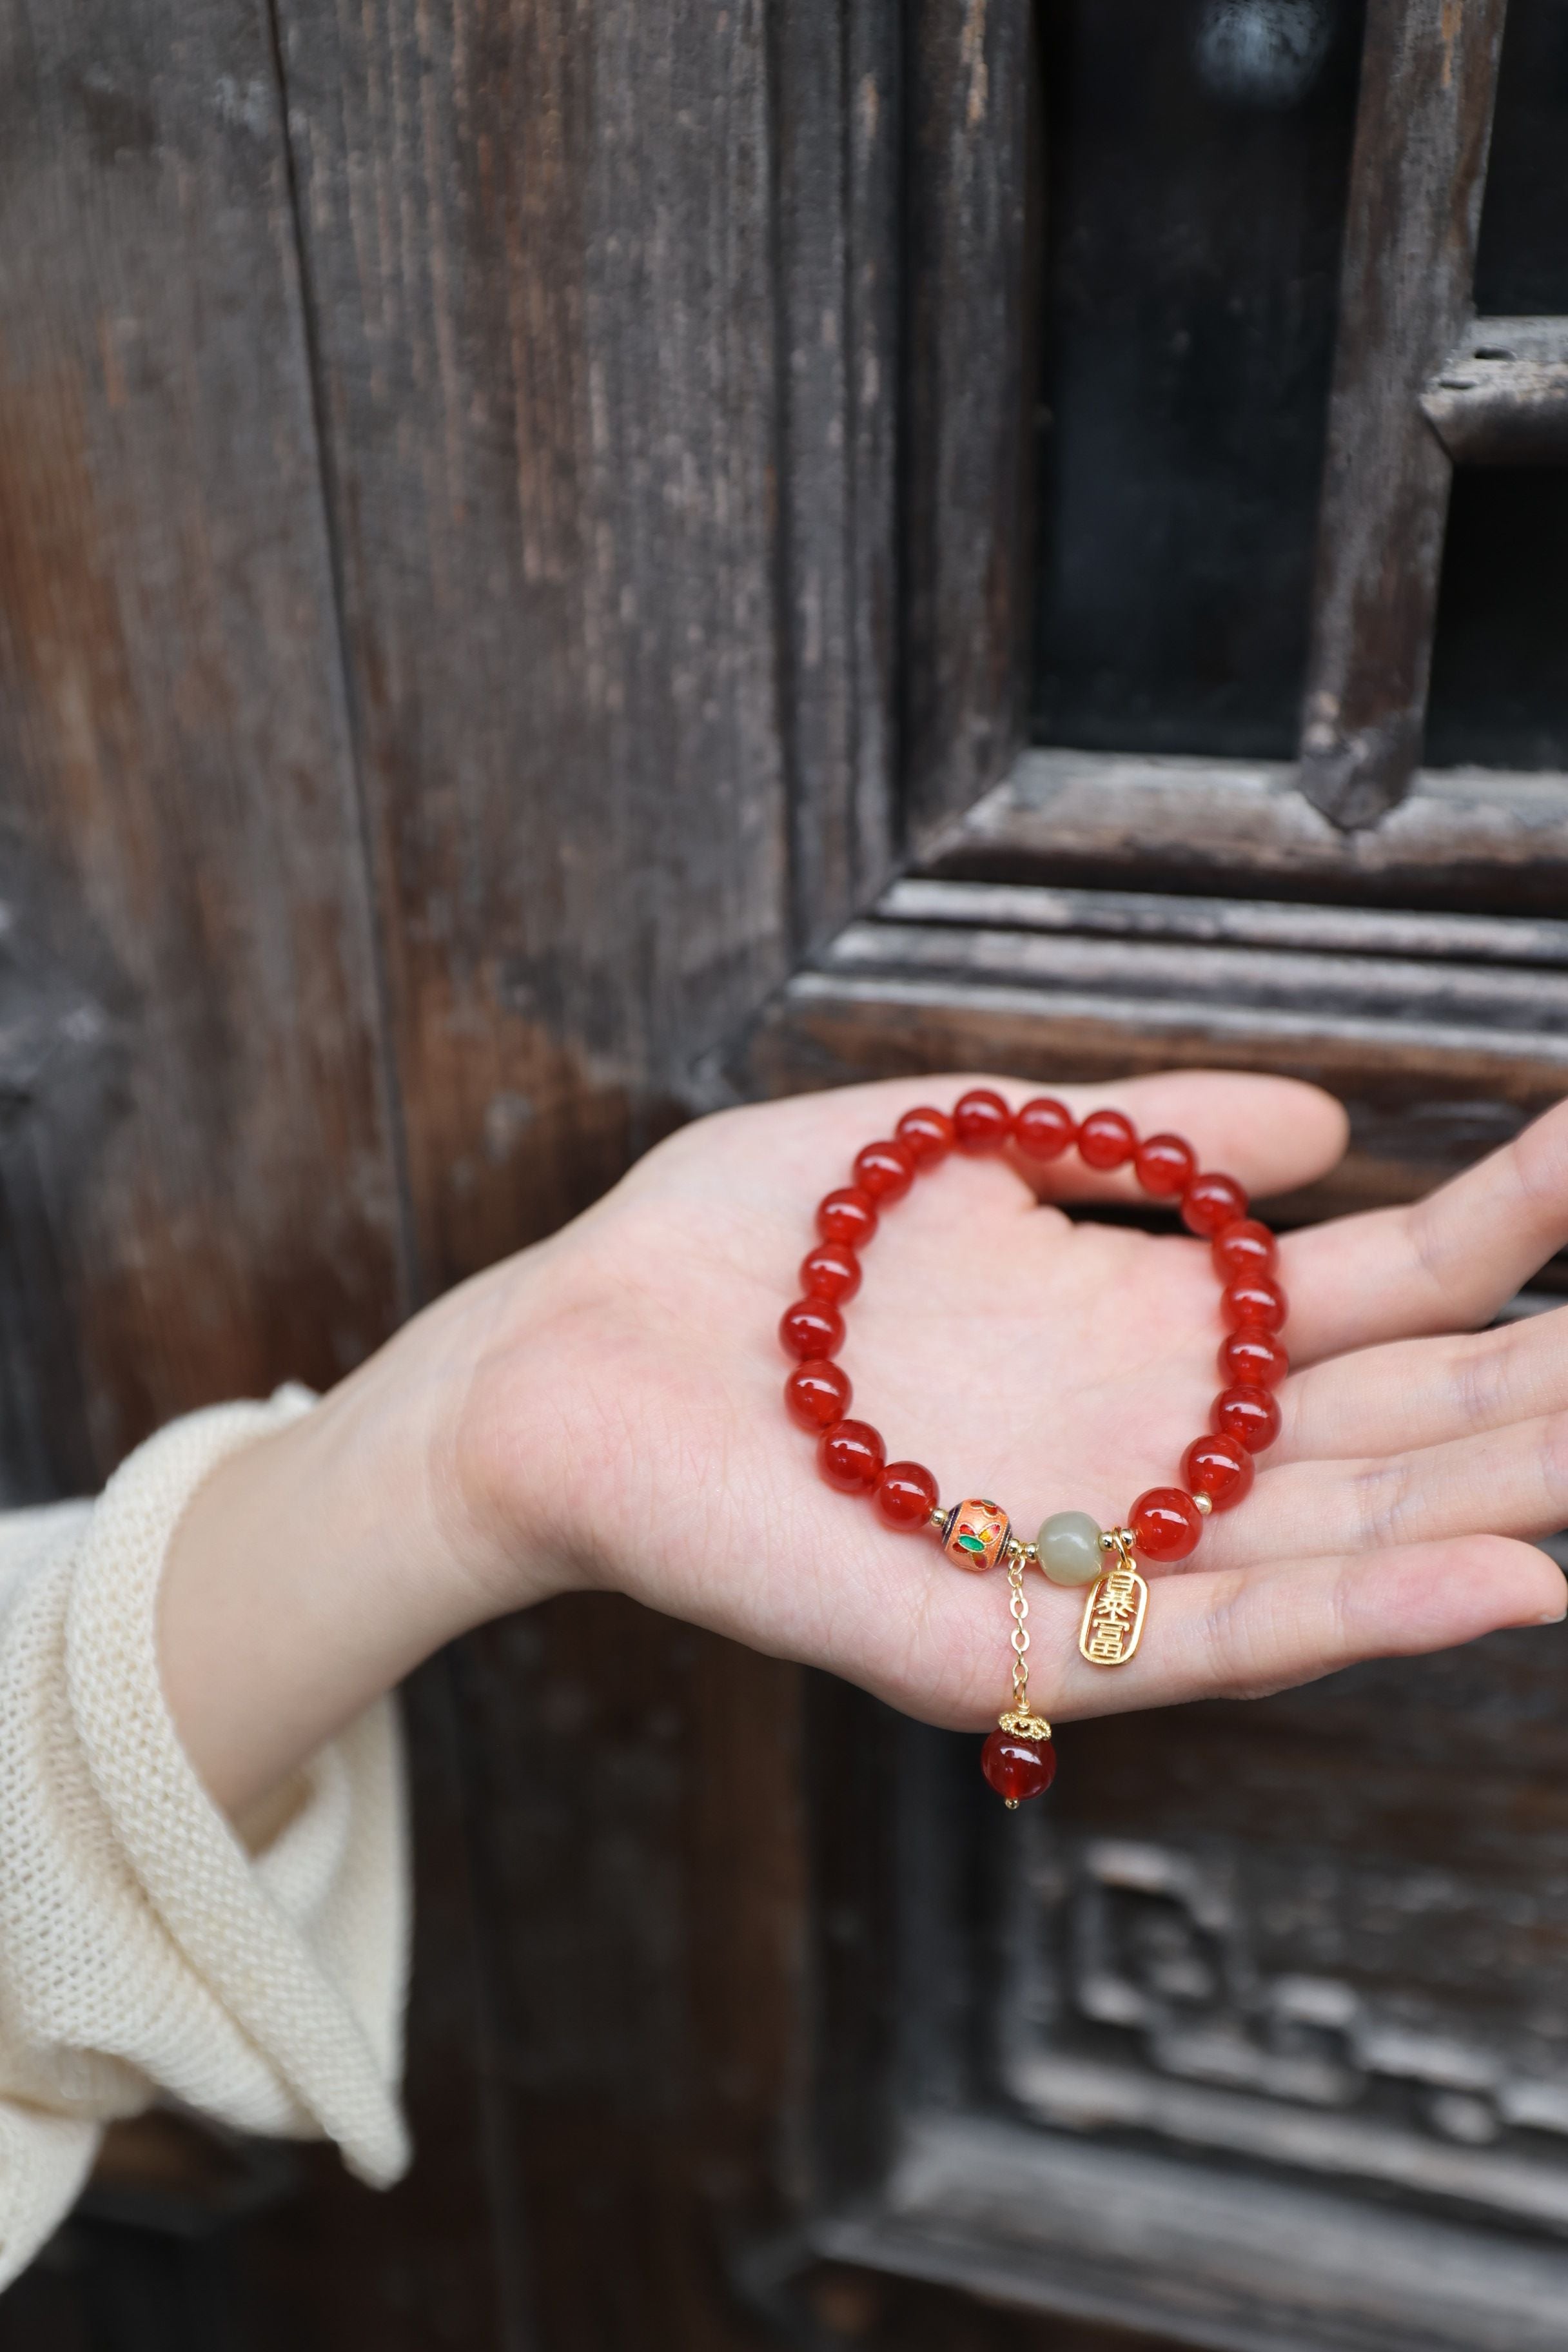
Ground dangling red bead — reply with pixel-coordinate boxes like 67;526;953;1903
981;1726;1057;1804
896;1105;955;1166
799;1243;861;1304
819;1419;886;1492
1078;1108;1137;1170
954;1088;1014;1153
854;1139;916;1202
1015;1097;1077;1162
1130;1486;1203;1562
1212;1217;1277;1280
1220;1328;1288;1388
779;1297;845;1360
876;1460;939;1529
1182;1431;1254;1510
1135;1132;1196;1198
785;1359;852;1431
1222;1274;1288;1333
816;1187;878;1248
1213;1384;1281;1453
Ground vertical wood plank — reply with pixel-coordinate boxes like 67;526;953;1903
0;5;518;2339
1298;0;1509;830
771;2;901;947
903;0;1035;846
0;0;411;1476
275;0;792;1287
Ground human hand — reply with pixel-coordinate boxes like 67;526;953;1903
162;1069;1568;1814
442;1070;1568;1734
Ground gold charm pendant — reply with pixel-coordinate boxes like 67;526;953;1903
1079;1527;1148;1667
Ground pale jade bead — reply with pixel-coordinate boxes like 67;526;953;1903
1037;1509;1104;1586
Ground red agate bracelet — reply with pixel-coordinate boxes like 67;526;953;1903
779;1090;1288;1810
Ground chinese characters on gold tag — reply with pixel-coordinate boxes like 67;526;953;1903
1078;1556;1148;1667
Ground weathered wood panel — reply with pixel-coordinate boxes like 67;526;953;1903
0;6;521;2342
771;5;901;945
0;0;411;1473
1422;316;1568;465
903;0;1036;845
1298;0;1509;828
274;0;792;1285
924;749;1568;916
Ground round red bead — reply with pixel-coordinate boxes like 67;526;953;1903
954;1088;1014;1153
981;1726;1057;1804
1182;1171;1249;1236
1181;1431;1254;1511
1220;1328;1289;1388
1130;1486;1203;1562
896;1105;955;1166
1135;1132;1195;1198
780;1297;845;1360
799;1243;861;1304
816;1186;878;1248
1212;1217;1277;1280
853;1137;916;1202
1213;1384;1281;1453
1222;1274;1288;1333
785;1359;852;1431
1015;1097;1077;1162
876;1460;939;1530
1078;1108;1137;1170
819;1418;886;1492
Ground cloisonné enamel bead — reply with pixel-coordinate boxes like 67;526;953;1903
941;1498;1012;1572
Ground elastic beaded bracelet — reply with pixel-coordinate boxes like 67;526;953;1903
779;1090;1289;1810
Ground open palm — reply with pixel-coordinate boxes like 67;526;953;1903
444;1070;1568;1733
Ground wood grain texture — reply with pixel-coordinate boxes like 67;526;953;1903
925;749;1568;915
903;0;1036;845
1299;0;1508;828
275;0;792;1288
729;875;1568;1230
1422;315;1568;464
771;3;901;946
0;0;411;1475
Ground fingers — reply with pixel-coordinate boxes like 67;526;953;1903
1005;1069;1349;1207
1283;1099;1568;1362
1200;1406;1568;1573
1275;1302;1568;1465
885;1531;1563;1732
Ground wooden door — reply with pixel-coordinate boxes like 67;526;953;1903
2;4;1567;2349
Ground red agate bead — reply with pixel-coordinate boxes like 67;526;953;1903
799;1243;861;1304
876;1460;939;1529
1182;1171;1248;1236
780;1297;845;1359
1135;1132;1195;1198
1078;1108;1137;1170
1213;1218;1277;1280
1213;1383;1281;1453
1222;1274;1288;1333
817;1186;877;1248
1130;1486;1203;1562
981;1726;1057;1804
896;1104;955;1166
854;1138;916;1202
1220;1328;1288;1388
819;1418;885;1492
1015;1096;1076;1162
954;1088;1014;1153
1182;1431;1254;1510
785;1359;852;1431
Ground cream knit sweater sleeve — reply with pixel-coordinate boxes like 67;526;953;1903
0;1388;411;2291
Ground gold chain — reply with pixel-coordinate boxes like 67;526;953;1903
996;1540;1052;1740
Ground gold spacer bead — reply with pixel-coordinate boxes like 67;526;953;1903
1004;1798;1019;1810
1193;1491;1213;1516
